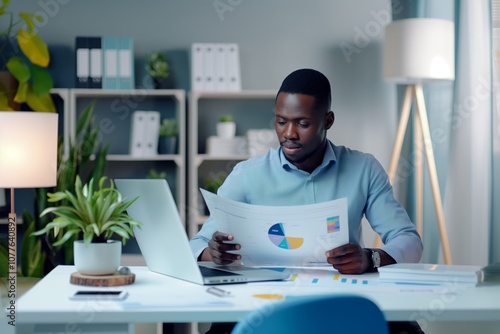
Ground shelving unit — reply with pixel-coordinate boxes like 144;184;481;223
187;90;277;237
68;89;187;228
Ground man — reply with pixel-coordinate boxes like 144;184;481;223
190;68;424;334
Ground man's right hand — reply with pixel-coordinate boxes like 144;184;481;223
201;231;241;265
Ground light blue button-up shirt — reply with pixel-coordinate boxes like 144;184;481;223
190;141;423;264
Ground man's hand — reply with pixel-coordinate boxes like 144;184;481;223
202;231;241;265
325;243;370;274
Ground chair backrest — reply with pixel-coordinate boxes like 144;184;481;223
231;294;388;334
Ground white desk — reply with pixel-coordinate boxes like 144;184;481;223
13;265;500;334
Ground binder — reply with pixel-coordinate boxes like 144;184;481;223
130;111;148;157
203;43;216;91
225;43;241;91
88;37;102;89
143;111;161;156
191;43;205;91
75;37;89;88
214;44;227;91
118;37;134;89
103;36;119;90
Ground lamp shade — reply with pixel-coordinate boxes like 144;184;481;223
0;112;58;188
383;18;455;83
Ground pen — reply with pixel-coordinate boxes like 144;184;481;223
206;286;231;297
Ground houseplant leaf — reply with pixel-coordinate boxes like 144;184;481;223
30;66;53;96
6;56;30;83
17;29;50;68
26;88;56;112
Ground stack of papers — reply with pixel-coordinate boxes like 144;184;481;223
378;263;483;286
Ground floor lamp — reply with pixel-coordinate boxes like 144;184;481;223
379;18;455;264
0;112;58;315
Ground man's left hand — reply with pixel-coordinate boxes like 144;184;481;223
325;243;370;274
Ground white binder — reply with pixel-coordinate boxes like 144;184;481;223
214;44;227;91
225;43;241;91
130;111;148;157
143;111;161;156
191;43;205;91
203;43;216;91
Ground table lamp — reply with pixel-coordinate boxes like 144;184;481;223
0;112;58;302
381;18;454;264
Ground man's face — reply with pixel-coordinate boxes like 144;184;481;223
274;92;333;172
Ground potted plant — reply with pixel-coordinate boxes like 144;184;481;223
32;176;141;276
217;114;236;139
158;118;178;154
0;2;55;112
145;51;169;89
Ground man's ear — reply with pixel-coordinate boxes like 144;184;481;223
325;111;334;130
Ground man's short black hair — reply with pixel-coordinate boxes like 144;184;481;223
276;68;332;113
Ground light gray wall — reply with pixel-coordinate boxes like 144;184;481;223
9;0;400;247
11;0;397;160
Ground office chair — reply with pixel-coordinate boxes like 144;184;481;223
231;294;389;334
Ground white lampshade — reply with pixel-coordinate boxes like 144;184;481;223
0;112;58;188
383;18;455;83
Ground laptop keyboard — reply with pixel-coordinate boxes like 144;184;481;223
198;265;242;277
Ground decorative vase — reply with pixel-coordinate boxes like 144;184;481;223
216;122;236;139
73;240;122;275
158;136;177;154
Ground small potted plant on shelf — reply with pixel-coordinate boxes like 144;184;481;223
145;51;169;89
217;114;236;139
33;176;142;276
0;3;56;112
158;118;178;154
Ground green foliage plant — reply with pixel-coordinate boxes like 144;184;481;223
204;171;227;194
145;51;169;79
33;176;142;246
159;118;178;137
218;114;233;123
0;0;55;112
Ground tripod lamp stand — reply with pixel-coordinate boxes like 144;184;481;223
379;18;455;264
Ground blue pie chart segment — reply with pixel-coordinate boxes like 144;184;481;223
268;223;304;250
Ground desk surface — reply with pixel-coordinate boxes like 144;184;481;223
17;265;500;325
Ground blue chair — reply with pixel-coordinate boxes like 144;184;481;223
231;294;389;334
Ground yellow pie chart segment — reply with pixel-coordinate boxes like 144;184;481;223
268;223;304;250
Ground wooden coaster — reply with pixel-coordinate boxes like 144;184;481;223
70;271;135;287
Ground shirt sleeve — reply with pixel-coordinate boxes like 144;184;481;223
364;157;423;263
189;216;216;260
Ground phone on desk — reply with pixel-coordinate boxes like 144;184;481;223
70;290;128;301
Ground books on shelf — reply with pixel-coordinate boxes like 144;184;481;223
191;42;241;92
75;36;135;90
130;111;160;157
378;263;483;286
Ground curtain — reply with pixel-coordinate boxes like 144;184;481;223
443;0;492;266
391;0;494;265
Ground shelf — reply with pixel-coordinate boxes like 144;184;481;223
188;90;277;237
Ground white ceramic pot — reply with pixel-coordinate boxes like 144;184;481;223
73;240;121;275
216;122;236;139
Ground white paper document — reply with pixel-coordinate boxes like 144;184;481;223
199;189;349;267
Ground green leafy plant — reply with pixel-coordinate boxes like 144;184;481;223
218;114;233;123
147;169;167;179
204;171;227;194
145;51;169;79
159;118;178;137
33;176;142;246
0;0;55;112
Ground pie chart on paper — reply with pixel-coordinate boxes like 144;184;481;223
268;223;304;250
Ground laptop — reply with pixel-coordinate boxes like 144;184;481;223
114;179;290;285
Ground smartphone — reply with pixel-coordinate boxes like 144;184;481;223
69;290;128;301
